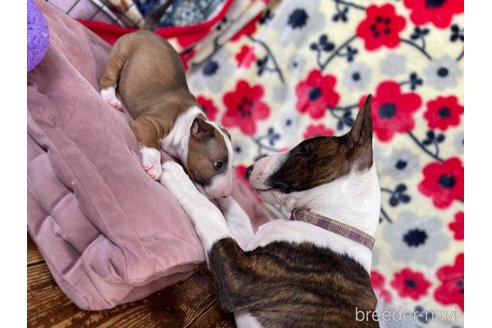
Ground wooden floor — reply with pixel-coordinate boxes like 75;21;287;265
28;236;236;328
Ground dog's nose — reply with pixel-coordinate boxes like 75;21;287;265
245;165;254;179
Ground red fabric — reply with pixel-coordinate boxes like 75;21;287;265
179;48;196;70
235;45;256;68
418;157;464;209
424;95;464;131
370;271;393;303
356;4;406;51
434;253;464;311
295;70;340;119
221;80;271;136
449;211;464;240
231;14;260;42
359;82;422;142
390;268;432;301
77;0;233;46
303;124;335;139
196;96;219;122
404;0;464;29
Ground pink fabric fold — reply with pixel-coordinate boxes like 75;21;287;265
28;0;269;310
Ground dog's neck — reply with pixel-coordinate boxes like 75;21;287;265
282;165;380;271
160;105;202;162
286;165;381;237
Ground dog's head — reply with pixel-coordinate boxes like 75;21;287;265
186;115;233;199
248;95;380;214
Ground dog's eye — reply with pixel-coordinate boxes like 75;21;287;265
214;161;223;170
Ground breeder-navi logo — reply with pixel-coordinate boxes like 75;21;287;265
355;307;458;323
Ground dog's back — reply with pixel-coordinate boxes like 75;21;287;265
101;30;195;119
211;239;379;328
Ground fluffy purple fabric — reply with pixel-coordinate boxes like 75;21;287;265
27;0;49;72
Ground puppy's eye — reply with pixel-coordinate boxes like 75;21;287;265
214;161;223;170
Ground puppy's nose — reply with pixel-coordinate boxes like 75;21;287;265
245;165;254;179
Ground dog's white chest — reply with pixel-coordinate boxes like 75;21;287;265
235;310;263;328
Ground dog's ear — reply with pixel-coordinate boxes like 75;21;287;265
347;94;373;147
345;94;373;169
191;117;214;139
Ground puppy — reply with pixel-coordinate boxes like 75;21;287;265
160;96;381;327
99;30;233;198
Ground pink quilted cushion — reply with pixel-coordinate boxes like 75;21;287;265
27;0;269;310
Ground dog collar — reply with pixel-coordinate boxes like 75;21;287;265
290;208;375;250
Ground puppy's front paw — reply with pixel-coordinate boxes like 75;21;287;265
107;98;123;111
101;86;123;111
143;162;162;180
161;162;220;219
140;147;162;180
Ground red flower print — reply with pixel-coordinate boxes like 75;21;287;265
390;268;431;300
295;70;340;119
404;0;464;29
418;157;464;208
235;45;256;68
356;4;406;51
449;211;464;240
196;96;219;122
222;80;270;135
231;15;260;42
378;289;393;304
371;271;385;289
359;81;422;142
434;253;464;311
424;96;463;131
371;271;393;303
303;124;334;139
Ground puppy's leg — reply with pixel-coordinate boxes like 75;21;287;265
217;197;254;250
160;162;285;313
100;86;123;111
160;161;231;250
99;43;126;111
131;116;162;180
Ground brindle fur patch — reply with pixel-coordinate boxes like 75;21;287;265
208;238;379;328
268;96;374;193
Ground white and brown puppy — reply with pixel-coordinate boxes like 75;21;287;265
160;96;380;328
99;30;233;198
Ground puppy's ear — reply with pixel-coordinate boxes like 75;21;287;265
347;94;373;147
191;117;214;139
221;128;231;140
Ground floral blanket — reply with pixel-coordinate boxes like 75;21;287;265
183;0;464;327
